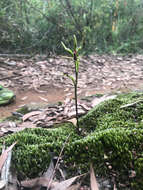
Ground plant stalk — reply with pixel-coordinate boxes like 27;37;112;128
74;54;80;135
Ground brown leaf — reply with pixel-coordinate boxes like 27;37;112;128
0;142;17;172
64;97;71;104
18;121;36;129
22;111;42;122
91;95;116;107
0;132;4;137
21;177;52;188
68;118;77;126
79;103;91;111
90;163;99;190
21;96;28;101
52;174;84;190
0;180;6;189
66;183;81;190
39;96;48;102
0;122;36;137
67;110;85;118
43;160;55;179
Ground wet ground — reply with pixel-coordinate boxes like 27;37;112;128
0;53;143;118
0;88;66;118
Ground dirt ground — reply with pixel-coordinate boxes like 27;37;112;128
0;53;143;118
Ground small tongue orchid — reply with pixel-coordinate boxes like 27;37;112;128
61;35;81;135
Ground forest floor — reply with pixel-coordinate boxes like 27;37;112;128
0;53;143;118
1;53;143;189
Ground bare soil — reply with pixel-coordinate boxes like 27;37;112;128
0;88;65;118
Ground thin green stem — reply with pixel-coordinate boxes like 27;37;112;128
74;61;80;135
62;36;81;135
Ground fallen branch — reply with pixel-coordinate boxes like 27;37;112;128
120;99;143;108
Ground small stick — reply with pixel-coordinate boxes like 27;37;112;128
47;133;71;190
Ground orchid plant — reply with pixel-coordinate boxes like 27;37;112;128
61;35;81;135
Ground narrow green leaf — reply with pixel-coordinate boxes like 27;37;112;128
75;61;79;73
76;46;82;53
61;42;73;56
73;35;77;50
68;75;75;85
64;73;75;85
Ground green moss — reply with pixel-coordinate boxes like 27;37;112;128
2;91;143;187
16;106;31;115
76;92;143;188
0;123;80;179
65;128;143;172
79;92;143;133
79;98;122;132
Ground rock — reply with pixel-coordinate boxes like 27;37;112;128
0;85;15;106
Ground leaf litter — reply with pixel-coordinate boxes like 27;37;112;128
1;54;143;189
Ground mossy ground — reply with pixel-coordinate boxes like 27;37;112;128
1;92;143;188
0;123;80;179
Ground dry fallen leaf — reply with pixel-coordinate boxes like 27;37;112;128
39;96;48;102
43;160;55;179
68;118;77;126
21;96;28;101
22;111;42;122
51;174;84;190
21;177;50;188
0;142;17;172
91;95;116;107
90;163;99;190
0;180;6;189
66;183;81;190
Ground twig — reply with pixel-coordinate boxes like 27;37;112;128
47;133;71;190
0;76;24;81
120;99;143;108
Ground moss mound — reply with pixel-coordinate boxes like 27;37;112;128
0;123;80;179
77;92;143;188
79;92;143;133
1;92;143;188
